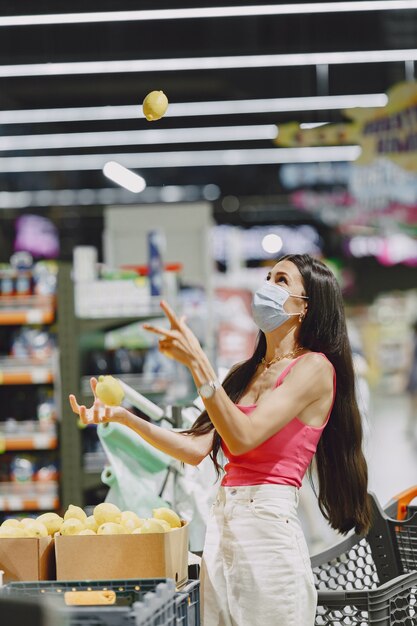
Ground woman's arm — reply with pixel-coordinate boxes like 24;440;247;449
121;410;214;466
190;351;333;455
69;381;214;466
144;302;333;456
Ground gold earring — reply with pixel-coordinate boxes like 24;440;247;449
299;313;304;322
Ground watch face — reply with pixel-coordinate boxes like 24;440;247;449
200;383;214;399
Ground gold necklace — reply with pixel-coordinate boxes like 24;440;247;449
260;346;304;370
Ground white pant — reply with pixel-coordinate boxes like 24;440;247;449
200;484;317;626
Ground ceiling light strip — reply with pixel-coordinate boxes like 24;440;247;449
0;50;415;77
1;2;417;27
0;124;278;151
0;93;387;125
0;146;361;172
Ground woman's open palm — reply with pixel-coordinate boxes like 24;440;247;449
69;377;125;425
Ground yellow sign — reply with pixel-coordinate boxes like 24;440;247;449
275;81;417;172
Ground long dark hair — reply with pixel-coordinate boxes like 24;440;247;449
185;254;371;536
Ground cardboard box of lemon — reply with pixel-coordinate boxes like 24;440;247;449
0;501;188;584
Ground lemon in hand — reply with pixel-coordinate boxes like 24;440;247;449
95;376;125;407
142;91;169;121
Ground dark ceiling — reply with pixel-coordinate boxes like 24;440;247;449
0;1;416;208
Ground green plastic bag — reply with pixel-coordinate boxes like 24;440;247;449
97;421;171;517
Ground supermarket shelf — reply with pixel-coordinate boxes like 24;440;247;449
0;433;58;452
0;481;59;512
0;358;54;385
0;295;55;326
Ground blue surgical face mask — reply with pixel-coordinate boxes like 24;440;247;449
252;282;308;334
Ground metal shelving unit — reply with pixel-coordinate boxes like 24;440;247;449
0;292;59;521
57;263;170;509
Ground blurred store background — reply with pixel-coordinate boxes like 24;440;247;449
0;0;416;552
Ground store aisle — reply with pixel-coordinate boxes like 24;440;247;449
367;392;417;507
300;391;417;554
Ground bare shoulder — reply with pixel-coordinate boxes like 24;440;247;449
288;352;334;391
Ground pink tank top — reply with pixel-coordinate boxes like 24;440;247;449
221;353;336;488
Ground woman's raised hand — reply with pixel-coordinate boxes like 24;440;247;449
143;300;202;367
69;377;126;426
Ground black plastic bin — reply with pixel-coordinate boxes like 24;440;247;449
1;578;177;626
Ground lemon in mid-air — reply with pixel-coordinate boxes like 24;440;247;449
142;91;169;121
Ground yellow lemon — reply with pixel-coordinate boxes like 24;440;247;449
24;521;48;538
97;522;125;535
64;505;87;523
152;507;181;529
78;529;96;535
84;515;98;532
0;526;29;538
142;91;169;121
137;519;166;534
93;502;121;526
36;513;64;535
95;376;124;406
120;511;143;533
20;517;37;527
1;519;22;529
60;519;85;536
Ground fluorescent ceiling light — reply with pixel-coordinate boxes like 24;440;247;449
0;94;388;125
0;50;415;77
300;122;329;129
103;161;146;192
0;185;215;208
0;124;278;151
1;2;417;27
0;146;361;172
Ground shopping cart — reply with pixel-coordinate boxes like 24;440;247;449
382;485;417;575
311;491;417;625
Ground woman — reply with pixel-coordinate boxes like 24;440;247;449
70;254;371;626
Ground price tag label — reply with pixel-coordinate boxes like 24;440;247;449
8;496;22;511
33;434;50;449
32;369;51;384
26;310;44;324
